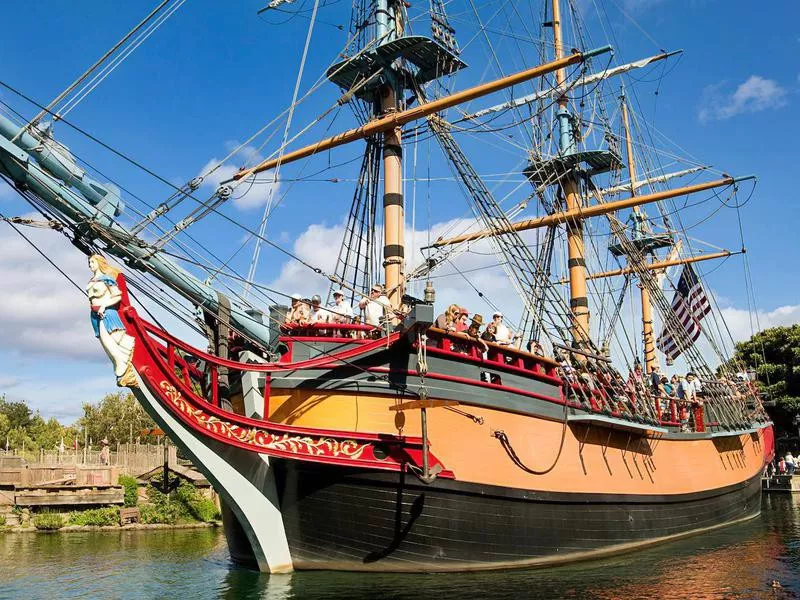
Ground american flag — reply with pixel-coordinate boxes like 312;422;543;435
656;264;711;360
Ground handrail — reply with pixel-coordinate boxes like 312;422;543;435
427;327;561;368
126;306;399;373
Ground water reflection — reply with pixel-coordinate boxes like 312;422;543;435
2;499;800;599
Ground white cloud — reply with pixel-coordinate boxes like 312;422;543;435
719;304;800;343
197;143;280;211
0;375;21;390
699;75;788;123
0;220;104;360
264;217;547;331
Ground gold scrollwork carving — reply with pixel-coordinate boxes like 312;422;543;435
158;381;367;459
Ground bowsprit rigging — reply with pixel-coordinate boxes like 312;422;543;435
0;0;773;576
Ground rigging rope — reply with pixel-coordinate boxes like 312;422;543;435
14;0;177;137
245;0;321;296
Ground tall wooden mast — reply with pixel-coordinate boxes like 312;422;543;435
621;95;657;372
552;0;590;347
377;1;405;310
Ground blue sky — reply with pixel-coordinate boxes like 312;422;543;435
0;0;798;423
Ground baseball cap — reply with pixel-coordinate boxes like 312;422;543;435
333;290;344;297
492;311;503;318
291;293;301;300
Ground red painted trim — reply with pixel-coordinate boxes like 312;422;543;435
124;306;454;477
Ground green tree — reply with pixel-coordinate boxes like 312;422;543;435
0;413;9;445
729;324;800;435
0;396;33;430
77;392;158;446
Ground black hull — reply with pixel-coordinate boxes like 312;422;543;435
265;460;762;572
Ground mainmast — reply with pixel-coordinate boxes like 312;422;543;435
551;0;589;347
377;0;405;310
620;95;657;372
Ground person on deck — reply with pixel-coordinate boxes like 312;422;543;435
489;311;517;346
285;293;310;325
526;340;545;356
649;365;663;396
679;372;703;431
308;295;329;326
358;284;391;329
435;304;460;331
329;290;354;324
461;314;489;353
455;307;469;333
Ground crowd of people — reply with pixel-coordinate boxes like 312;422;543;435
281;292;748;432
283;284;391;337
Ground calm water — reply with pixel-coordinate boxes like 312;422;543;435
2;495;800;599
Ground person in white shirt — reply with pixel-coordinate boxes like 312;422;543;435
490;311;517;346
308;295;329;325
329;290;354;324
358;284;391;329
680;372;703;403
786;452;797;476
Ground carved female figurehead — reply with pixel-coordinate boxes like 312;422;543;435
87;254;137;388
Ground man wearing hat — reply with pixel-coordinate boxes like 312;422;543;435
308;295;329;325
284;292;309;325
100;438;110;466
358;284;391;328
329;290;354;324
466;314;489;352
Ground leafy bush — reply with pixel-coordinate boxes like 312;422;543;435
118;475;139;507
0;514;6;526
33;511;63;530
67;507;120;527
139;502;181;524
141;477;219;523
175;480;220;522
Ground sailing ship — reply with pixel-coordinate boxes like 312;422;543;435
0;0;773;573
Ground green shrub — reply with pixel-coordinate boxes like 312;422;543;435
139;502;180;524
118;475;139;507
175;480;220;522
67;507;120;527
33;511;63;530
0;515;6;526
140;477;219;524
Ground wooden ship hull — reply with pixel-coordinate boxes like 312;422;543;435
122;284;773;573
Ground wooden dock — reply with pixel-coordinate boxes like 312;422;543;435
762;475;800;493
13;484;124;506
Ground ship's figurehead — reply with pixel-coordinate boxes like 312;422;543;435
87;254;137;388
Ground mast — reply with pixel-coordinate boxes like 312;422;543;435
552;0;589;347
378;0;405;310
621;94;657;372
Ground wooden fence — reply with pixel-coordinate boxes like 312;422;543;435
0;444;171;477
